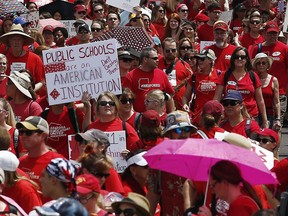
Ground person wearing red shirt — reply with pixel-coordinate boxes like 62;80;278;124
123;47;175;113
229;4;246;36
249;21;288;125
16;116;64;203
158;37;192;110
65;19;87;46
205;20;237;72
151;6;167;41
197;2;222;42
220;91;261;138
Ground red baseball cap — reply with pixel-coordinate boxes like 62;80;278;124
74;4;86;12
202;100;224;118
213;20;228;31
265;21;279;33
76;174;101;194
195;13;209;22
141;110;161;127
256;128;279;143
43;25;54;33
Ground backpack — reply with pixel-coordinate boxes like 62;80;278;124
41;107;80;133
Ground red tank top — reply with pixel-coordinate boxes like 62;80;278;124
261;76;274;115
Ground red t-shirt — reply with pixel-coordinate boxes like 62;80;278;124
239;33;264;50
158;58;192;110
2;179;42;214
88;118;140;152
221;118;260;138
122;67;175;113
206;44;237;71
45;106;84;159
271;158;288;192
65;36;79;46
192;126;226;139
183;0;205;21
250;41;288;95
122;176;147;197
227;195;259;216
229;19;243;36
261;76;274;116
217;71;261;117
104;168;124;194
197;23;214;42
9;100;43;122
151;21;166;42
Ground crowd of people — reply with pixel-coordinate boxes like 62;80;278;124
0;0;287;215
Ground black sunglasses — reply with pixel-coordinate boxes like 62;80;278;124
120;98;134;104
234;54;247;60
91;27;102;32
184;56;195;61
249;20;261;25
121;58;133;63
180;46;192;50
98;101;116;106
165;49;177;53
115;208;136;216
222;100;240;107
19;130;42;136
256;138;273;144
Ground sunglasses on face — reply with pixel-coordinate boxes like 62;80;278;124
158;9;165;13
19;129;42;136
121;58;133;63
172;126;192;134
184;56;195;61
180;46;192;50
180;9;188;13
78;30;89;34
165;49;177;53
222;100;240;107
256;61;267;66
256;137;273;144
98;101;116;106
249;20;261;25
120;98;134;104
115;208;136;216
91;27;102;32
234;54;246;60
94;8;104;13
77;11;86;15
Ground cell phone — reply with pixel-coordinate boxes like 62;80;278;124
278;0;285;12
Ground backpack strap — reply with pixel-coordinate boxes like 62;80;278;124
134;112;142;132
122;120;128;138
68;107;80;133
165;60;179;75
13;129;19;157
40;108;50;119
248;70;256;87
197;130;209;139
257;43;262;53
245;118;252;138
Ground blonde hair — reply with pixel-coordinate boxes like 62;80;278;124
0;98;16;127
146;89;165;107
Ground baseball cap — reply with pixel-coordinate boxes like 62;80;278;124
196;49;217;60
118;50;134;60
76;174;101;194
74;4;86;13
16;116;49;134
43;25;54;33
75;129;110;147
77;23;90;32
73;19;86;26
265;21;279;33
202;100;224;118
0;150;19;171
126;151;148;167
141;110;161;127
13;16;30;26
256;128;279;143
163;111;197;134
213;20;228;31
195;13;209;22
222;91;243;102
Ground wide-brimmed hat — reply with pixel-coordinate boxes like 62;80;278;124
163;111;197;134
0;24;34;46
223;132;252;149
112;192;151;216
7;71;32;99
251;52;273;69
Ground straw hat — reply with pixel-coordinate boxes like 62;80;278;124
251;53;273;69
7;71;32;99
0;24;34;46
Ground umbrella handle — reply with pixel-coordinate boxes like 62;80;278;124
204;177;209;206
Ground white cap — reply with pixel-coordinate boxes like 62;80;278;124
126;151;148;167
0;150;19;171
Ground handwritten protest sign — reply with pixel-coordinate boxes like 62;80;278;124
21;11;40;30
105;131;127;173
60;20;92;38
106;0;141;12
43;39;121;106
251;143;274;170
200;41;216;51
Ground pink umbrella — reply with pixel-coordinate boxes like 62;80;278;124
144;138;278;185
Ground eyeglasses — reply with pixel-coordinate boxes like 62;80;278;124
78;193;94;204
180;9;188;13
256;61;267;66
77;11;86;15
19;130;42;136
249;20;261;25
98;101;116;106
121;59;133;63
108;17;118;21
91;27;102;32
94;8;104;13
256;138;273;144
180;46;192;50
120;98;134;104
165;49;177;53
149;56;158;60
234;54;247;60
222;100;240;107
172;127;192;134
158;9;165;13
78;30;89;34
115;208;137;216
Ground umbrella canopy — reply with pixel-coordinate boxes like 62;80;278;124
144;138;277;185
39;0;74;20
39;18;64;33
0;0;29;17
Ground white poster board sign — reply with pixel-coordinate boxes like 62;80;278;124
105;131;127;173
219;10;232;24
60;20;93;38
21;11;40;30
251;143;274;170
282;2;288;32
200;41;216;51
43;39;121;105
106;0;141;12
